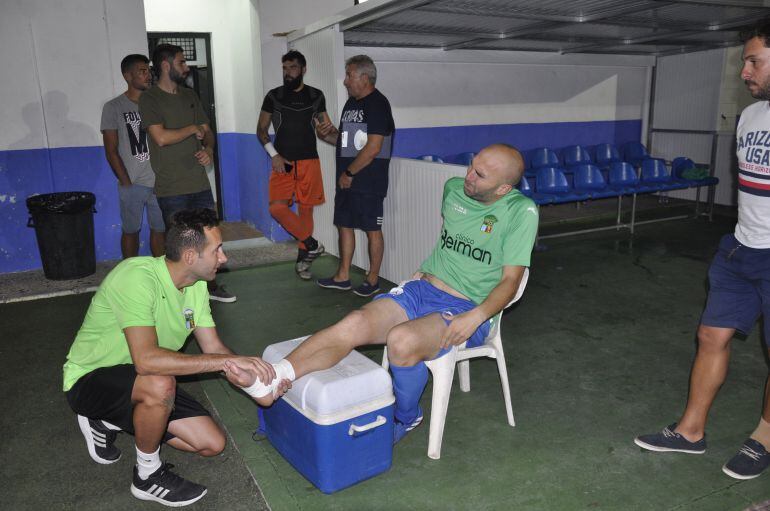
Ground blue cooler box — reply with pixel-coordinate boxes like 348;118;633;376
262;337;395;494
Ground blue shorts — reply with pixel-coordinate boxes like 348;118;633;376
118;184;165;233
374;279;491;355
701;234;770;344
156;189;215;229
333;190;384;231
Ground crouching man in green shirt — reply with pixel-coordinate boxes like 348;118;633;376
63;208;283;507
224;143;539;444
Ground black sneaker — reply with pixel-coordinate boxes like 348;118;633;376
723;439;770;480
353;281;380;297
634;423;706;454
77;414;121;464
131;463;207;507
209;284;236;303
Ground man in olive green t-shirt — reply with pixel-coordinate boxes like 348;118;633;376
223;144;539;444
63;208;284;507
139;43;235;303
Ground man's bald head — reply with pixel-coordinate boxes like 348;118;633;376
463;144;525;204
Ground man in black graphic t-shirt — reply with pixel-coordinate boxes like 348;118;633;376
258;51;330;280
315;54;395;298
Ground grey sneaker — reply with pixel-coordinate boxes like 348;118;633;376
303;242;325;262
295;260;312;280
209;284;236;303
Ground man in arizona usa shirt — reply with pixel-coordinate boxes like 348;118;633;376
635;18;770;481
223;144;539;445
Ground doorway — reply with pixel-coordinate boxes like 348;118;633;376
146;32;223;216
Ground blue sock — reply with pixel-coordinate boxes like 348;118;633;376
389;362;428;424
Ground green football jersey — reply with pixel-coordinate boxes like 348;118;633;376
63;257;214;391
419;177;538;305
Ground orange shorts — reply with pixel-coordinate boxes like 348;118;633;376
269;158;325;206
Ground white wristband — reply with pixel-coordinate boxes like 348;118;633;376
264;142;278;158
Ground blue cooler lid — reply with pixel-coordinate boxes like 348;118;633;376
263;337;395;425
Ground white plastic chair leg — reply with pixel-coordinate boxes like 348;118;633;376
458;359;470;392
425;348;457;460
490;333;515;427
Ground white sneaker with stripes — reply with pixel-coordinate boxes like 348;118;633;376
131;462;207;507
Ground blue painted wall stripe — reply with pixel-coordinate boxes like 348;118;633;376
0;119;641;274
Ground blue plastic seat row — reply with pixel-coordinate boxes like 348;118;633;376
516;159;718;206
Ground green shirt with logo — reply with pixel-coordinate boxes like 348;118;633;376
62;256;215;391
419;177;538;305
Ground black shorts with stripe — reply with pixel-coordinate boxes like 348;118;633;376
65;364;210;442
333;190;384;231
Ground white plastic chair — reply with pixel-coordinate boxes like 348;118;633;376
382;268;529;459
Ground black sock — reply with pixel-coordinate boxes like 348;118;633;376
297;249;308;262
303;236;318;252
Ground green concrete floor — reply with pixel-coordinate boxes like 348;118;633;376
3;215;770;510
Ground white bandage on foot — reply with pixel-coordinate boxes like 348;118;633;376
241;359;296;399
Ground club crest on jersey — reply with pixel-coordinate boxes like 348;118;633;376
480;215;498;233
183;308;195;330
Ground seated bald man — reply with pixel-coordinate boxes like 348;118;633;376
226;143;539;442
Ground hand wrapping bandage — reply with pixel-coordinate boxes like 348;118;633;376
241;359;296;398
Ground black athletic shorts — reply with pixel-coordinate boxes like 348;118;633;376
65;364;210;442
333;190;384;231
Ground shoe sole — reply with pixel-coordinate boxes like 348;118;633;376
77;415;121;464
317;282;351;290
296;271;312;280
353;288;380;297
633;437;705;454
131;484;207;507
722;464;764;480
209;295;237;303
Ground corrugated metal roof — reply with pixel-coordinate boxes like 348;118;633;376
318;0;770;55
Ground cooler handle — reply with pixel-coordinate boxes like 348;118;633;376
348;415;387;436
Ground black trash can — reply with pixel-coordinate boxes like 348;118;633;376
27;191;97;280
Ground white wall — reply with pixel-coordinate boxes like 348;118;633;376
346;46;651;131
651;46;750;206
144;0;262;135
257;0;352;97
0;0;147;151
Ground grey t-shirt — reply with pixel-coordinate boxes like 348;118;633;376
100;94;155;187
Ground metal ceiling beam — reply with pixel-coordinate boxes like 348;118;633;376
415;1;670;24
351;23;509;40
559;12;759;54
338;0;434;32
651;0;768;7
437;1;679;51
442;21;568;51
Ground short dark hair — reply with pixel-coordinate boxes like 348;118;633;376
152;43;184;77
740;18;770;47
120;54;149;74
165;208;220;262
282;50;306;68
